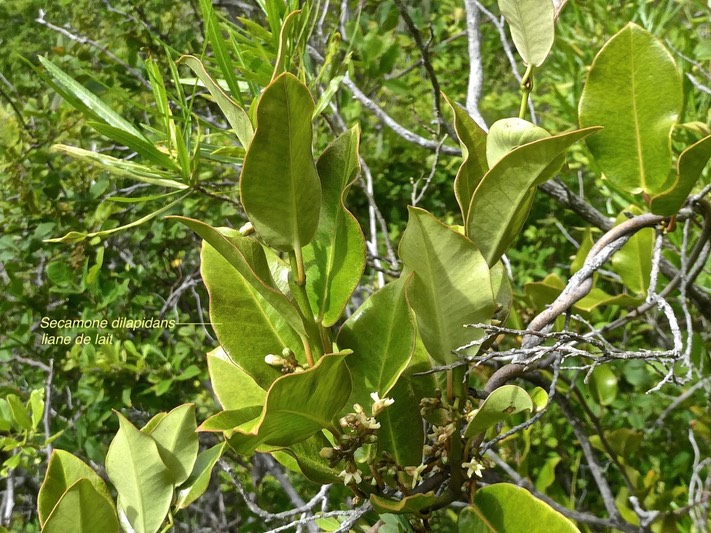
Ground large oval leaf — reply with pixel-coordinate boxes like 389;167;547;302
106;413;173;533
399;207;495;364
467;128;599;266
240;73;321;251
207;347;266;410
338;276;415;410
460;483;580;532
498;0;555;67
38;450;115;527
228;352;352;455
303;125;366;326
42;479;119;533
579;23;682;195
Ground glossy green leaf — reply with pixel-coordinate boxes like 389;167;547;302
89;122;180;172
467;128;599;266
303;126;366;326
594;429;643;459
486;118;550;168
490;261;513;325
228;352;352;454
198;229;305;388
239;73;321;252
37;56;144;138
272;10;301;79
370;492;437;516
652;134;711;215
465;385;533;437
444;95;488;222
179;55;254;148
207;347;266;410
498;0;555;67
611;206;654;295
174;218;306;337
399;207;495;364
338;277;415;410
271;432;341;484
376;376;423;468
461;484;580;532
105;412;173;533
38;450;115;527
534;456;561;494
529;386;549;413
198;407;263;433
175;442;225;510
579;23;682;195
570;228;595;275
6;394;31;430
42;479;118;533
29;390;43;429
588;365;618;406
141;404;198;487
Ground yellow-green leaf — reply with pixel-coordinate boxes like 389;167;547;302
498;0;555;67
465;385;533;437
42;479;118;533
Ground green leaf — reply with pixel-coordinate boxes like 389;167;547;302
338;277;415;410
174;218;306;337
50;145;188;190
652;134;711;215
444;95;488;222
228;352;352;454
207;347;266;410
570;228;595;275
529;386;549;413
303;126;366;326
534;456;561;494
6;394;31;430
179;55;254;148
465;385;533;437
467;127;599;266
611;206;654;295
399;207;495;364
29;389;44;429
42;479;119;533
239;73;321;252
89;122;180;172
579;23;682;196
37;56;144;139
498;0;555;67
38;450;115;527
461;484;580;532
141;404;198;487
588;365;618;406
175;442;225;510
486;118;550;168
271;432;341;484
370;492;438;515
106;412;173;533
272;10;301;79
195;227;305;389
376;376;423;468
198;407;262;433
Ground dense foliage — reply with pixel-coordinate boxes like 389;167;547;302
1;1;711;532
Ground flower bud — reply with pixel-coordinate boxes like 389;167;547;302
264;354;284;366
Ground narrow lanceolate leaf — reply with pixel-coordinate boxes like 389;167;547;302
106;412;173;533
444;95;488;222
228;352;352;455
460;484;580;532
172;218;306;337
240;73;321;252
194;226;304;389
42;479;119;533
207;347;266;410
303;126;366;326
179;55;254;148
611;206;654;296
338;277;415;411
498;0;555;67
652;134;711;215
141;404;199;487
38;450;115;527
467;127;600;266
580;23;682;196
399;208;495;364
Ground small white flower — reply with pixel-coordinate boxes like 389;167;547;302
370;392;395;416
339;469;362;485
462;461;485;479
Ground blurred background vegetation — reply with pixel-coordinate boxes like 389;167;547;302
1;0;710;531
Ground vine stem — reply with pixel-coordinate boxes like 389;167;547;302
518;65;534;120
